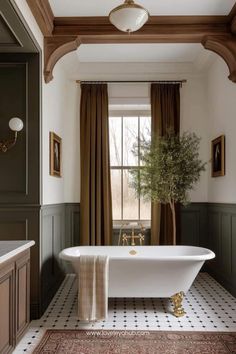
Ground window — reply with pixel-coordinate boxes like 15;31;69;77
109;111;151;223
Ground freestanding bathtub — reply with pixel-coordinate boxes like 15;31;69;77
59;246;215;316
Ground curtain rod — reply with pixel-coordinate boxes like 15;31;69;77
76;80;187;85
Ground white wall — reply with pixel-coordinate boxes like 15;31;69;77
181;77;209;202
42;66;80;204
63;83;80;203
207;57;236;203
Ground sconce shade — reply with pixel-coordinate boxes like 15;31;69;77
9;117;24;132
109;0;149;33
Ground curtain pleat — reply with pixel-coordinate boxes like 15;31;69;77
150;84;180;245
80;84;113;245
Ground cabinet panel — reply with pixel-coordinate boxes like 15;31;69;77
15;251;30;344
0;263;14;354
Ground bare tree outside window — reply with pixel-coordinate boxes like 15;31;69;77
109;113;151;223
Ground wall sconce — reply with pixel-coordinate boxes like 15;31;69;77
0;117;24;153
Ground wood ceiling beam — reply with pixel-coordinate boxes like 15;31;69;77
52;16;234;49
26;0;54;36
54;15;229;27
53;16;230;40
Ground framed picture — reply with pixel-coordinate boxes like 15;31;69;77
211;135;225;177
50;132;62;177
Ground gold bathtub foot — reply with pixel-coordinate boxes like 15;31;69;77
171;291;186;317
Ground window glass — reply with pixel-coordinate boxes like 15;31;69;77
109;117;122;166
109;112;151;222
123;117;138;166
123;169;139;220
111;169;122;220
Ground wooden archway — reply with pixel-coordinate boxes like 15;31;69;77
26;0;236;83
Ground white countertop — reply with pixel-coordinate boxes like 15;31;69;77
0;241;35;265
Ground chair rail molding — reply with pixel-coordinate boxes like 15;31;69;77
25;2;236;84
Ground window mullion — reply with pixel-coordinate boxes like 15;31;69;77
138;115;140;220
121;115;123;221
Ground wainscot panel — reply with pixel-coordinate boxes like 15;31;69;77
180;203;207;247
65;203;80;247
41;205;66;314
206;204;236;297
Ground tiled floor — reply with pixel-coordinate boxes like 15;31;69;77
14;273;236;353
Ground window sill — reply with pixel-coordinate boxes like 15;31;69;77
112;221;151;230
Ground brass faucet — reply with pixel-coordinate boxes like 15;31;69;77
118;223;145;246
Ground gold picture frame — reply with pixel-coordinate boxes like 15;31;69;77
211;135;225;177
50;132;62;177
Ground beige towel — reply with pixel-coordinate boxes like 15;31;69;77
78;255;109;322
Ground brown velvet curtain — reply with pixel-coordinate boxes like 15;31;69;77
80;84;113;245
151;83;180;245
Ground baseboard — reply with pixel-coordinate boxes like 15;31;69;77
30;302;40;320
41;274;65;316
206;265;236;298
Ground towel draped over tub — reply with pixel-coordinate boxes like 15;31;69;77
78;255;109;322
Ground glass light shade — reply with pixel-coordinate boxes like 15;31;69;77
9;117;24;132
109;0;149;33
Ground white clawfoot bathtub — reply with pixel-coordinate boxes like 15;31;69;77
59;246;215;298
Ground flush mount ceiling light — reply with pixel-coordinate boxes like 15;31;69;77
109;0;149;33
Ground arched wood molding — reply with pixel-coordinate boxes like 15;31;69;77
45;34;236;84
44;36;81;83
202;35;236;83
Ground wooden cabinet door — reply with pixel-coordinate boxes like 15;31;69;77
15;250;30;344
0;263;15;354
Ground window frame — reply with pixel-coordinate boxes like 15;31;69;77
109;110;151;225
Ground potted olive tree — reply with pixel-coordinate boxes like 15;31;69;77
130;132;206;245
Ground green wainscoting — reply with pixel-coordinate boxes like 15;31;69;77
206;204;236;297
41;205;66;315
40;203;80;316
181;203;208;247
181;203;236;297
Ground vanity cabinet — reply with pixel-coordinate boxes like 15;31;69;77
0;249;30;354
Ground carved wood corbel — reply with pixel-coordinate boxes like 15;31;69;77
44;36;81;83
231;16;236;34
202;35;236;82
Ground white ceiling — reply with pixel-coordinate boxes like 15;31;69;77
49;0;235;17
77;44;205;63
57;43;216;80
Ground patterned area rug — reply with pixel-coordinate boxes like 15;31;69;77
34;329;236;354
33;330;236;353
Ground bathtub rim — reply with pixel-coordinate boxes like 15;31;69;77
59;245;215;262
